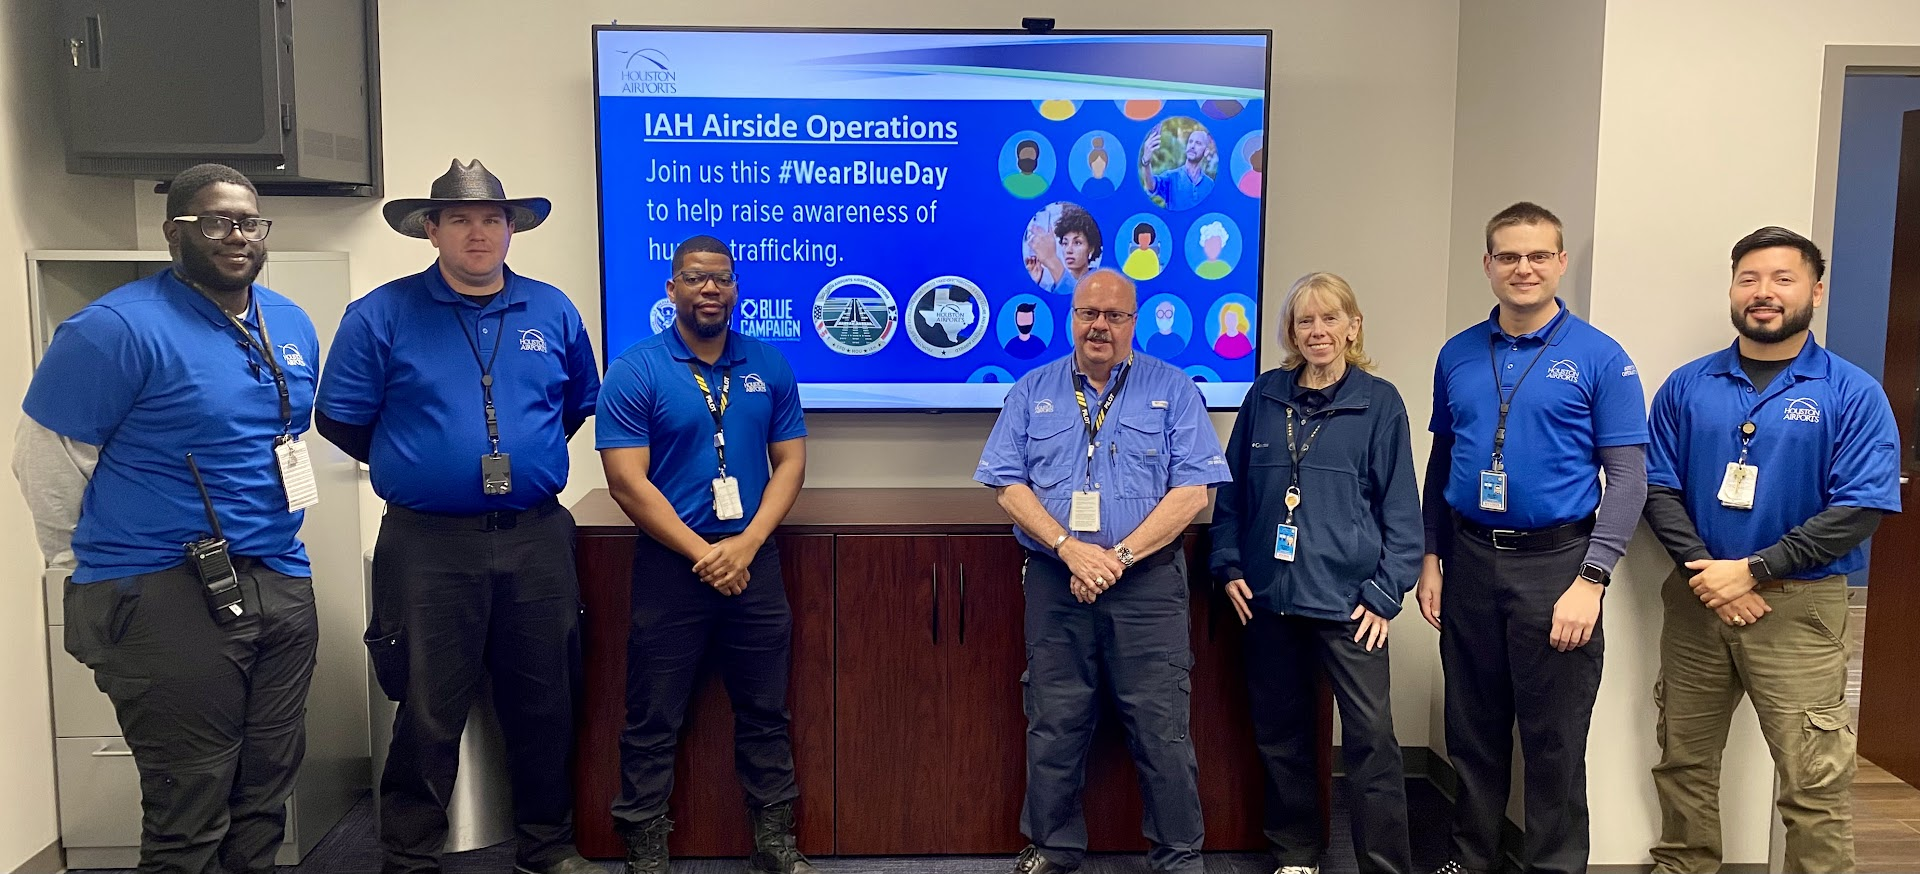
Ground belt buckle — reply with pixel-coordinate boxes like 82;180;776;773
1490;529;1522;551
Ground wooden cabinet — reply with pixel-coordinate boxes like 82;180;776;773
571;489;1328;858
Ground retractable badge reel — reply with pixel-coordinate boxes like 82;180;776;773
1274;487;1301;562
1718;421;1758;510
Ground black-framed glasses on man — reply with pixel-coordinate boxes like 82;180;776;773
676;270;738;289
1489;250;1560;268
173;215;273;242
1071;307;1136;325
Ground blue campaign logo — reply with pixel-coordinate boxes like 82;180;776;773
998;131;1057;200
1185;213;1244;281
1118;212;1173;282
996;294;1056;361
1136;294;1193;360
1067;130;1126;200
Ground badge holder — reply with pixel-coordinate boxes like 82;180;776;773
275;436;320;511
482;452;513;495
1070;489;1101;532
1479;459;1508;513
1718;421;1758;510
1274;486;1301;562
712;431;744;521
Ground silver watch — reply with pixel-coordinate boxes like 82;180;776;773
1114;543;1136;568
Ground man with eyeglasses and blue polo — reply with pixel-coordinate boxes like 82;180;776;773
977;269;1230;874
316;160;601;874
1416;202;1648;874
596;236;814;874
16;163;322;874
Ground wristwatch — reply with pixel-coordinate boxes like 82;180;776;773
1114;543;1137;568
1747;554;1775;582
1050;532;1070;552
1577;562;1611;586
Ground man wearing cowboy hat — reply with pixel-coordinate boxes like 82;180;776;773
316;159;600;874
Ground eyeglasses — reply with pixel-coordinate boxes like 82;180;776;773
1490;250;1560;268
173;215;273;242
1071;307;1136;325
676;270;738;289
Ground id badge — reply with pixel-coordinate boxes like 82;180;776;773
1478;469;1508;512
1069;490;1102;532
274;437;320;512
1274;523;1300;562
1718;462;1758;510
713;476;745;520
481;452;513;495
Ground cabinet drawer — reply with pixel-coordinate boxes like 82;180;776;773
49;630;120;737
55;736;142;848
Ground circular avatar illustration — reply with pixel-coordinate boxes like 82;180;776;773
1138;116;1218;210
1117;99;1164;121
1204;293;1258;361
812;275;898;356
1200;99;1246;120
1117;212;1173;282
968;365;1016;384
1022;201;1104;295
648;296;676;335
998;131;1057;200
1184;364;1223;383
1185;213;1244;281
996;294;1057;361
1231;130;1265;198
1033;99;1082;121
1067;130;1126;200
1135;293;1193;360
906;275;991;359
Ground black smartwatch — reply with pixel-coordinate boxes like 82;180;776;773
1578;562;1611;586
1747;554;1775;582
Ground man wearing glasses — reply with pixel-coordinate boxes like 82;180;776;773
17;164;322;874
1417;202;1648;874
595;236;814;874
976;269;1229;874
316;160;601;874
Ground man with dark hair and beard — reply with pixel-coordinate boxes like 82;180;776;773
596;235;815;874
1641;226;1899;873
1005;138;1050;199
16;163;322;874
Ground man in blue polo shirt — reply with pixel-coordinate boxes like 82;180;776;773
596;236;814;874
976;269;1229;874
1642;227;1898;873
16;164;321;874
315;160;600;874
1416;202;1648;874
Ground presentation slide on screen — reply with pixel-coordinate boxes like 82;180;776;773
596;29;1270;409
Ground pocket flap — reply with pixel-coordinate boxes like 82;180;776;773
1120;411;1167;434
1027;413;1077;440
1806;703;1851;732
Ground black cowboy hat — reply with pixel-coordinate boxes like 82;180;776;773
382;159;552;238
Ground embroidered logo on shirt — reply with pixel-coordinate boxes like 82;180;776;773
1546;359;1580;383
1252;442;1270;449
1206;455;1227;466
1034;398;1055;414
1621;364;1638;377
278;343;307;368
518;329;549;353
1152;399;1169;409
1784;398;1821;423
743;373;768;393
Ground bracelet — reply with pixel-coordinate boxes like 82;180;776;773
1050;532;1070;551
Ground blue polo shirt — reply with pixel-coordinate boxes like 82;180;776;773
1431;301;1648;529
318;263;601;514
975;354;1230;551
1647;336;1900;579
23;271;319;583
596;329;808;535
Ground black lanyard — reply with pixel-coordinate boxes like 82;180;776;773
1073;358;1132;484
1284;407;1328;489
224;300;292;435
1484;313;1569;470
688;361;733;477
452;305;508;455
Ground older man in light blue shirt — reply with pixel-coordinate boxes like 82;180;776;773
977;269;1229;874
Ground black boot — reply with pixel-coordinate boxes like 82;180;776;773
746;803;817;874
619;815;672;874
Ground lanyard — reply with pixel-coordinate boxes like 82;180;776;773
1734;420;1756;465
1485;314;1569;471
1073;357;1132;485
223;300;292;435
688;361;732;477
452;305;508;455
1282;407;1327;524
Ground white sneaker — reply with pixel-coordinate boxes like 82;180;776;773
1273;866;1318;874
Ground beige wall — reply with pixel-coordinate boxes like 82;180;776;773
0;1;139;868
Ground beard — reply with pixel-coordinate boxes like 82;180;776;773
179;243;263;293
680;308;730;339
1731;300;1813;345
1017;157;1038;174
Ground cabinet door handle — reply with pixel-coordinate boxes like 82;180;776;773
957;562;967;645
91;740;133;758
931;563;940;645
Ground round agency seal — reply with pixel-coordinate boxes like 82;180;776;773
648;296;676;335
813;275;898;356
906;275;991;359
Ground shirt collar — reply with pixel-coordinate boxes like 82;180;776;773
167;269;257;328
1487;299;1571;345
663;323;746;367
421;260;523;311
1705;333;1831;382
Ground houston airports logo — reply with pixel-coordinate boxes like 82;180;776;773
814;275;898;356
907;276;990;359
1783;397;1821;424
278;343;307;368
1546;359;1580;383
616;48;677;94
519;329;549;353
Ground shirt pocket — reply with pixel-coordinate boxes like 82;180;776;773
1116;411;1171;498
1025;413;1081;497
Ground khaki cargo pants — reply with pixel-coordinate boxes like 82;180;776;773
1650;567;1855;874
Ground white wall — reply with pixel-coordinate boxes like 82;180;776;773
1586;0;1920;866
0;1;139;868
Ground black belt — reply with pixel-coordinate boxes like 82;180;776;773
1453;512;1594;552
389;497;562;532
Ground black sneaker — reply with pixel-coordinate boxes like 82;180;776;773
1430;863;1467;874
619;816;672;874
1012;845;1077;874
515;855;601;874
746;803;817;874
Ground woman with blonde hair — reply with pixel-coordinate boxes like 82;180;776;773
1208;272;1420;874
1212;300;1253;359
